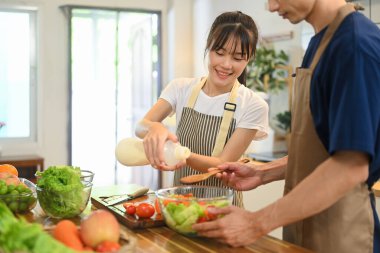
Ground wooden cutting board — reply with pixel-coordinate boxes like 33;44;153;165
91;184;164;229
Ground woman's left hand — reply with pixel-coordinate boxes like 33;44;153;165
156;160;187;171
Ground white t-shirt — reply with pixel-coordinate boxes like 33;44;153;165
160;77;269;140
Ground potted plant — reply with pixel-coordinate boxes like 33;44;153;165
275;110;291;133
246;46;289;93
274;110;291;148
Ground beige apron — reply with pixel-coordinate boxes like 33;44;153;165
174;77;244;207
284;4;374;253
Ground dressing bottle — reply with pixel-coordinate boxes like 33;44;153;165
115;137;190;166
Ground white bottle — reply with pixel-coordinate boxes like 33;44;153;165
115;137;191;166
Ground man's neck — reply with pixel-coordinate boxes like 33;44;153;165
307;0;347;33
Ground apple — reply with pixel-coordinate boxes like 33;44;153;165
0;172;20;186
79;209;120;248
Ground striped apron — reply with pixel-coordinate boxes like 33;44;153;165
173;77;244;207
284;4;373;252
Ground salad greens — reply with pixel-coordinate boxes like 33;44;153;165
161;196;229;235
0;202;79;253
36;166;85;218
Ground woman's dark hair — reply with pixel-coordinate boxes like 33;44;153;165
205;11;258;85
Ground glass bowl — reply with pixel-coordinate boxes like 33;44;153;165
0;178;37;213
155;186;233;236
37;181;93;219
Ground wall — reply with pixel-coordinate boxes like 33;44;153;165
0;0;194;167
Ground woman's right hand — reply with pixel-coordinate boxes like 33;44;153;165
143;122;178;169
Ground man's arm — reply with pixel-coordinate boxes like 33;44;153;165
257;151;369;233
194;151;368;247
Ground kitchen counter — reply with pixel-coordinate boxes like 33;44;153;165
24;203;313;253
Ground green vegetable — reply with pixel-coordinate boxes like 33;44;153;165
0;202;79;253
36;166;85;218
162;199;229;236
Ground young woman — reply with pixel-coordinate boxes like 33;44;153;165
136;11;268;207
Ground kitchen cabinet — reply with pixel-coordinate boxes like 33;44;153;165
0;155;44;182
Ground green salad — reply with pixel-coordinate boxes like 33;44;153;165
160;194;229;236
36;166;85;218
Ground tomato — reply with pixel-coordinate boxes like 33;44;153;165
95;241;120;252
204;205;217;220
154;198;161;215
136;203;155;218
126;205;136;215
196;217;207;223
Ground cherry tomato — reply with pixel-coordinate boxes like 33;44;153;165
204;205;217;220
136;203;155;218
125;205;136;215
196;217;207;223
95;241;120;252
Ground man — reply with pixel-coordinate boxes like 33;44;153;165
192;1;380;252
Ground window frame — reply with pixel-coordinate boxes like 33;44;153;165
0;7;38;145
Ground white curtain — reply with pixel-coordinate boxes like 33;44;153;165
70;9;159;189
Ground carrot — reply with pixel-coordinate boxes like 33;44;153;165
154;198;161;214
53;219;84;250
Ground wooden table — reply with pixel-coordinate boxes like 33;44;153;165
24;203;313;253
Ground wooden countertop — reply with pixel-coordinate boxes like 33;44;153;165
23;203;313;253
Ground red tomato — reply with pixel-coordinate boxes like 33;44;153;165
196;217;207;223
136;203;155;218
95;241;120;252
125;205;136;215
204;205;217;220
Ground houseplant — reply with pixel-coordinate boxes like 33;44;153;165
246;46;289;93
275;110;291;148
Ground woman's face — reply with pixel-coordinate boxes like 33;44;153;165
208;37;249;89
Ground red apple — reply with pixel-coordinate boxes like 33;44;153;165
79;209;120;248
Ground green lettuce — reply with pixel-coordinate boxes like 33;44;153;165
36;166;85;218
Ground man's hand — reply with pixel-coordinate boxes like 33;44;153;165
192;206;268;247
212;162;264;191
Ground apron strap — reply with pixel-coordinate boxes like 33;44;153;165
187;77;207;108
309;3;356;72
212;80;240;156
186;77;240;157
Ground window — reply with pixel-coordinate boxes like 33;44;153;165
67;7;161;188
0;9;37;142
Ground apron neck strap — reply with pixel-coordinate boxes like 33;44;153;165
186;77;240;157
212;80;240;156
309;3;356;72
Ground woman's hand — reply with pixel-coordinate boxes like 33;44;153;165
143;122;178;168
156;160;187;171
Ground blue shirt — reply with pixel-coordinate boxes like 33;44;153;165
302;11;380;251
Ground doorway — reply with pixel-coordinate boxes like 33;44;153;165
67;7;161;188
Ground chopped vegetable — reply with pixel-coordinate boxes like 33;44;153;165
160;194;229;235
